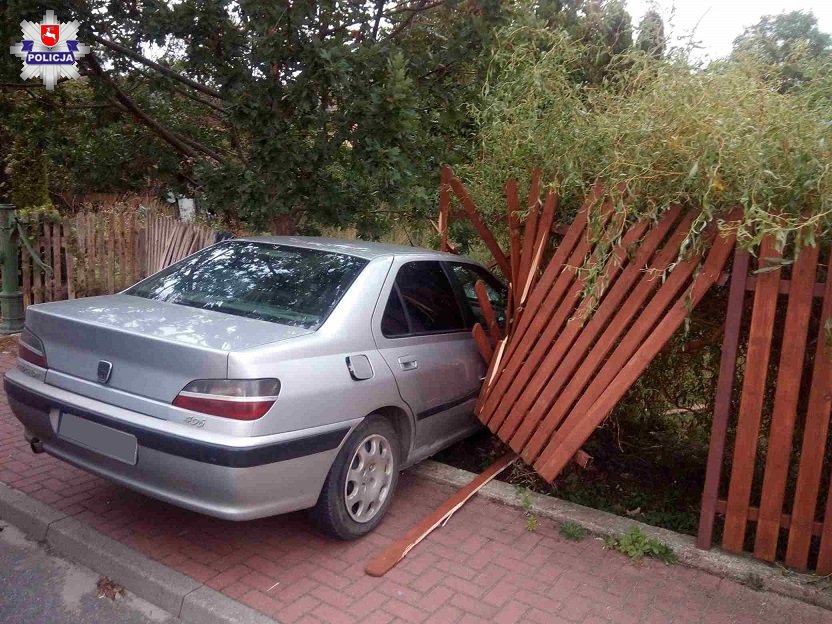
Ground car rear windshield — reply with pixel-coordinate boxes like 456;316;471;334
125;241;369;329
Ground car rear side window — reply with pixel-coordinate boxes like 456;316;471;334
125;241;368;329
381;261;465;337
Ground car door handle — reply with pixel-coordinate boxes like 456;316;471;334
398;357;418;371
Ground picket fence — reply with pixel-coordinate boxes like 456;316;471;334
19;212;216;306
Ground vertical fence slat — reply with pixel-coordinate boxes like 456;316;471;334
64;223;75;300
42;223;52;302
107;214;115;294
795;258;832;571
697;250;750;549
32;223;42;305
21;246;30;307
51;223;62;300
722;236;783;553
754;245;820;561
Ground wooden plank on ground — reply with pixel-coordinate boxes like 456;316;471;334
697;249;750;550
721;236;783;553
754;244;819;561
364;453;517;577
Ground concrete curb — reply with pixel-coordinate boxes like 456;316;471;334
0;483;276;624
412;460;832;612
0;482;67;541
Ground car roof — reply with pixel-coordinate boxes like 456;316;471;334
238;235;475;262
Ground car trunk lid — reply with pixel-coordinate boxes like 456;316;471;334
26;294;313;403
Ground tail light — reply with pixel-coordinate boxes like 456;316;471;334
173;379;280;421
19;328;47;368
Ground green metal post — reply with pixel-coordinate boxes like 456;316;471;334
0;204;24;334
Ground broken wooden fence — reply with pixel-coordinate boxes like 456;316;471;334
367;167;739;576
698;243;832;572
20;212;215;306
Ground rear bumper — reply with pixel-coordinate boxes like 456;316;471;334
4;368;356;520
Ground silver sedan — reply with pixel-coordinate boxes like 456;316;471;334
5;237;506;539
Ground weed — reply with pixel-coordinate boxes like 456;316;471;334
604;526;676;564
518;487;538;532
560;521;588;542
742;572;765;591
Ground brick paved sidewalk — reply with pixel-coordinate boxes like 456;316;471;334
0;353;829;624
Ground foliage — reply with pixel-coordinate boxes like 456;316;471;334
604;526;676;563
8;134;53;212
1;0;512;235
732;11;831;91
461;17;832;275
559;521;587;541
636;8;665;59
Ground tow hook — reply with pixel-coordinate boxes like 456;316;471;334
29;438;44;454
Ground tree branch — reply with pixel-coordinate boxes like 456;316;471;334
89;33;224;100
85;54;226;164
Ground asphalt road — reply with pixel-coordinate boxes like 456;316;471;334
0;521;178;624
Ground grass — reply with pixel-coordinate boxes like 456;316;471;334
560;521;588;542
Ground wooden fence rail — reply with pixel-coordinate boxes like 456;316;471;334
19;212;215;306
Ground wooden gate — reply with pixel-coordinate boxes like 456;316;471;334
698;242;832;571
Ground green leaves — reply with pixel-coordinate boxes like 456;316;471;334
604;526;677;564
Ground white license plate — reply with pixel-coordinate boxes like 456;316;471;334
58;412;138;466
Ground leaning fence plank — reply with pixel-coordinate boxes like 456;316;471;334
472;323;493;362
795;261;832;570
506;179;522;296
365;453;517;577
481;214;597;431
722;236;783;553
516;168;541;295
535;228;737;481
754;244;819;561
521;190;558;307
510;209;685;452
438;166;451;253
475;280;502;346
449;177;511;278
524;220;720;465
697;249;750;550
500;218;650;447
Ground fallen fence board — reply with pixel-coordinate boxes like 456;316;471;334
365;453;517;577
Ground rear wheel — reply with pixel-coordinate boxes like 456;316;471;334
311;415;400;540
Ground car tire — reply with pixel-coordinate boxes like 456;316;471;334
311;415;401;540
